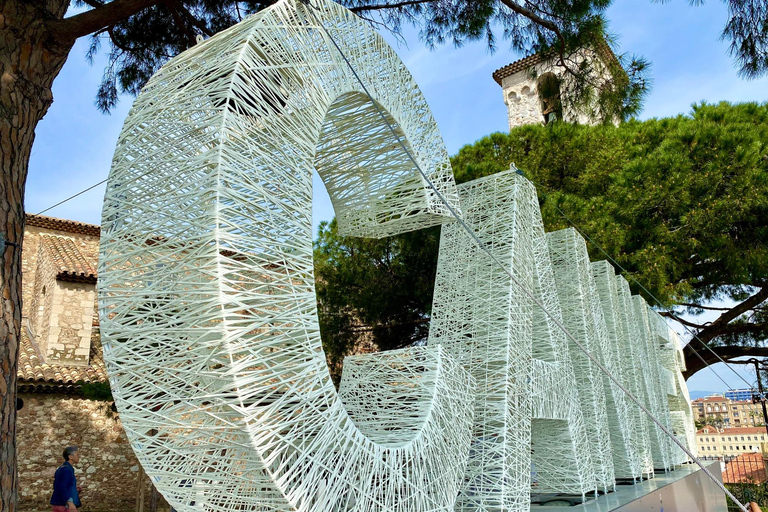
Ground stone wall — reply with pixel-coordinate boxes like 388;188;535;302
46;281;96;366
27;244;57;356
21;223;99;319
501;74;544;129
17;394;158;512
22;223;99;366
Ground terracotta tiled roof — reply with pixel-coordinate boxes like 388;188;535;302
492;40;621;86
26;213;100;237
39;234;97;284
492;53;545;85
17;329;107;392
697;427;768;435
693;396;729;403
723;453;767;484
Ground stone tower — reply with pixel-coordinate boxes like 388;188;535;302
493;43;620;130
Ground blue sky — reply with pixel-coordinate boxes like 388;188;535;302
26;0;768;394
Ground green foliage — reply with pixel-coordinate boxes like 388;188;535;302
726;482;768;510
722;0;768;79
77;381;114;401
452;102;768;309
314;101;768;363
313;219;440;376
77;0;650;120
76;0;278;112
72;0;768;121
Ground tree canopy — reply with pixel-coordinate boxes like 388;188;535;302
315;101;768;380
63;0;655;120
49;0;768;121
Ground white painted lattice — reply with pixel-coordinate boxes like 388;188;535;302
98;1;475;511
429;171;595;512
591;261;654;478
546;228;615;491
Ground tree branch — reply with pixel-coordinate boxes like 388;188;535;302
696;286;768;345
683;344;768;380
722;358;767;366
663;288;768;340
348;0;433;13
107;26;169;57
659;310;707;330
496;0;581;83
343;318;429;333
107;26;131;53
47;0;160;43
678;302;737;312
497;0;559;33
164;0;196;47
166;0;214;37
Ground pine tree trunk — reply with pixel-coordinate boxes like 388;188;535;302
0;2;72;510
149;482;159;512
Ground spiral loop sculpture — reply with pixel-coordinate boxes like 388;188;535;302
98;1;474;511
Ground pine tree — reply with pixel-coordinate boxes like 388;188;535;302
316;102;768;380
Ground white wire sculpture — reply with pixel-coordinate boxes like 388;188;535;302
98;1;477;511
613;277;659;474
623;288;672;471
591;261;654;478
632;296;676;470
650;309;697;464
546;228;615;491
97;0;698;508
429;171;595;512
574;254;638;481
668;328;698;461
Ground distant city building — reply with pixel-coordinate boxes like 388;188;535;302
692;395;766;428
726;389;755;402
492;42;620;130
697;426;768;459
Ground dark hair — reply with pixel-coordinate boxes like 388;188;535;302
63;446;79;462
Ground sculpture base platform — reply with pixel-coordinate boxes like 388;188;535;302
534;462;728;511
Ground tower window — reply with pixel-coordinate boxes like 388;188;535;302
537;73;562;124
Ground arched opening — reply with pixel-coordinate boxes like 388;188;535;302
314;91;428;238
537;73;563;124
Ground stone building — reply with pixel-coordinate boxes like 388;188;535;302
696;426;768;459
492;42;620;130
17;214;158;511
692;395;766;428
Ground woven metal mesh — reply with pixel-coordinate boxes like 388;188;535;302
99;2;474;511
98;0;698;508
429;171;596;512
591;261;654;478
546;228;615;491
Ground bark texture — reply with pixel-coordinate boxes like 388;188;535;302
683;345;768;381
1;2;72;510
